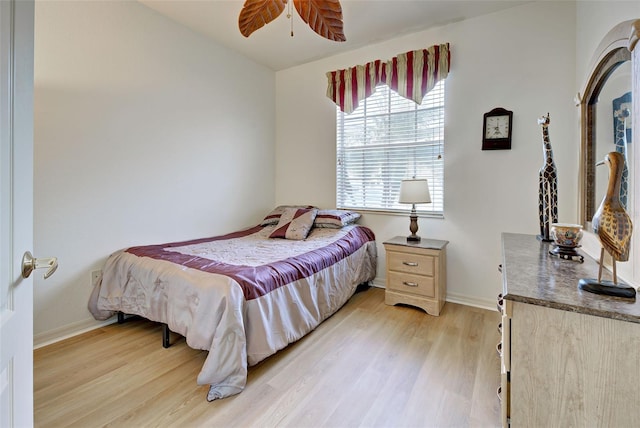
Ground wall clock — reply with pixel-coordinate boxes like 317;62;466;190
482;107;513;150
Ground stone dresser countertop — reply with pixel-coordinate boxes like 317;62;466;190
501;232;640;324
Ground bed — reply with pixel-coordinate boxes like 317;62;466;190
88;207;377;401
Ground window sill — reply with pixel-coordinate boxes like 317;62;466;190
341;207;444;219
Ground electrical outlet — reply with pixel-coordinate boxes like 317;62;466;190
91;270;102;286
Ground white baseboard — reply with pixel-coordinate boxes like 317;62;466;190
370;278;496;312
445;292;496;311
35;282;495;349
34;317;116;349
370;278;386;289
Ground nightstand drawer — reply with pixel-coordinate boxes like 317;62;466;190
387;271;435;297
387;252;434;276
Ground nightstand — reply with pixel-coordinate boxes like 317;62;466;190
383;236;448;316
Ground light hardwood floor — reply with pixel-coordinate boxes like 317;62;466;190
35;287;501;427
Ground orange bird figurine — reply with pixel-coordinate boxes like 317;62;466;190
579;151;635;298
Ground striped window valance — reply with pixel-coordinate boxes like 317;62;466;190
326;43;450;114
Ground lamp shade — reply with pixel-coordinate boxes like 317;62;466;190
399;178;431;204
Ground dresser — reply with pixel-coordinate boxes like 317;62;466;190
383;236;448;316
499;233;640;427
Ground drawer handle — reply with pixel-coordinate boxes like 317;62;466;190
403;281;419;287
402;261;418;267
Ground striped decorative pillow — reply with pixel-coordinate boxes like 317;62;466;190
313;209;361;228
269;208;318;240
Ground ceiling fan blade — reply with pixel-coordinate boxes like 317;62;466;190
239;0;287;38
293;0;346;42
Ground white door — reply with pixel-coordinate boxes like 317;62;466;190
1;0;35;426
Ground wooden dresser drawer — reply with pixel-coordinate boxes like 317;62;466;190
387;251;434;276
387;271;435;297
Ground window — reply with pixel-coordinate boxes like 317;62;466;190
336;80;444;214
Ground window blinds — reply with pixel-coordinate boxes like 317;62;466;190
337;80;444;214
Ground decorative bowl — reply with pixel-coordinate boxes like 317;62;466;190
551;223;584;248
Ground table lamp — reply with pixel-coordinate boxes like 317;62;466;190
399;178;431;242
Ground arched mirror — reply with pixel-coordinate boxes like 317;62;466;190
579;19;639;284
581;47;631;225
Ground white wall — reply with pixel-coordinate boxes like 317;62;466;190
275;1;577;307
33;1;276;345
34;1;638;345
576;1;640;89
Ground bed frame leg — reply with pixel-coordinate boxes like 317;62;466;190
117;311;125;324
356;282;371;293
162;323;171;348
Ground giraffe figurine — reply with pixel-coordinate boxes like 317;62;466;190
537;113;558;241
614;108;630;210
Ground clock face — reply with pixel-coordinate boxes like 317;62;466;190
485;115;510;139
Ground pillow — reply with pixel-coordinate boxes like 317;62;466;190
260;205;316;226
313;209;361;228
269;207;318;240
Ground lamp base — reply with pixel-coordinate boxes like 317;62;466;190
407;209;421;243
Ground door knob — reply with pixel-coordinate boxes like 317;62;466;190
21;251;58;279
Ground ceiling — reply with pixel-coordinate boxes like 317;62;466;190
139;0;531;71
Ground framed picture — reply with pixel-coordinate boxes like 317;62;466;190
612;91;632;144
